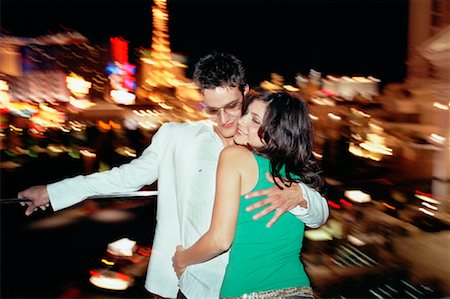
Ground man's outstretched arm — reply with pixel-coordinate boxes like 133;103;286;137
18;123;175;215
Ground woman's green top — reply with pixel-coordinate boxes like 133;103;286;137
220;153;310;297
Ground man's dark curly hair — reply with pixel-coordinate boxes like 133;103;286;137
193;52;247;94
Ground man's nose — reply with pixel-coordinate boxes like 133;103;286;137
218;109;228;124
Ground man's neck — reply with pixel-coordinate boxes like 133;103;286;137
214;129;236;147
217;134;235;147
221;137;235;147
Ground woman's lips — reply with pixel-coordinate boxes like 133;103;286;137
236;128;246;135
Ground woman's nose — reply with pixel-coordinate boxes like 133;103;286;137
238;116;246;126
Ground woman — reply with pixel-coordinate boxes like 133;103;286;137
172;90;324;298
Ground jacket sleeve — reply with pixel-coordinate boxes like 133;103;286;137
289;183;329;228
47;123;173;211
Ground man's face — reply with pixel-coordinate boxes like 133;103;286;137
202;86;246;145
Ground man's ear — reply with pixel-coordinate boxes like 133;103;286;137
243;84;250;95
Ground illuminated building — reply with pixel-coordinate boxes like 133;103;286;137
105;37;137;105
320;75;380;101
419;25;450;217
0;32;109;101
291;70;380;102
406;0;450;80
375;1;450;235
135;0;203;107
381;24;450;218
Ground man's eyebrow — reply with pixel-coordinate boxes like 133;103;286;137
224;99;240;106
206;99;239;109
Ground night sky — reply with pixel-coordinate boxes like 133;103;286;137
2;0;409;87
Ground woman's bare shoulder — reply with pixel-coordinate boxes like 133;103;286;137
221;145;252;155
220;145;253;162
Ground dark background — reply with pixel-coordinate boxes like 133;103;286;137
1;0;409;87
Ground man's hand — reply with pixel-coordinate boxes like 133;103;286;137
245;172;307;228
17;185;51;216
172;245;186;278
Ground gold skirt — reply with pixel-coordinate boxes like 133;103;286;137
221;286;314;299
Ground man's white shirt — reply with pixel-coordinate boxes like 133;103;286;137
47;120;329;298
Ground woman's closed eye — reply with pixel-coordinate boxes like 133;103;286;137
252;118;261;125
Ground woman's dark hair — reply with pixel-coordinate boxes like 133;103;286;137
193;52;247;94
246;90;325;194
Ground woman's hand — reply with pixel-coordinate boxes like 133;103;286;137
172;245;186;278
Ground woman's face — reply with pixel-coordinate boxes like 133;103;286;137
234;99;268;148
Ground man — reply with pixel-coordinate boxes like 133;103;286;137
18;52;329;298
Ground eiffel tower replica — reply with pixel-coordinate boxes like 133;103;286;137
135;0;203;113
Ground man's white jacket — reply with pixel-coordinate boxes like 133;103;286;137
47;120;329;298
